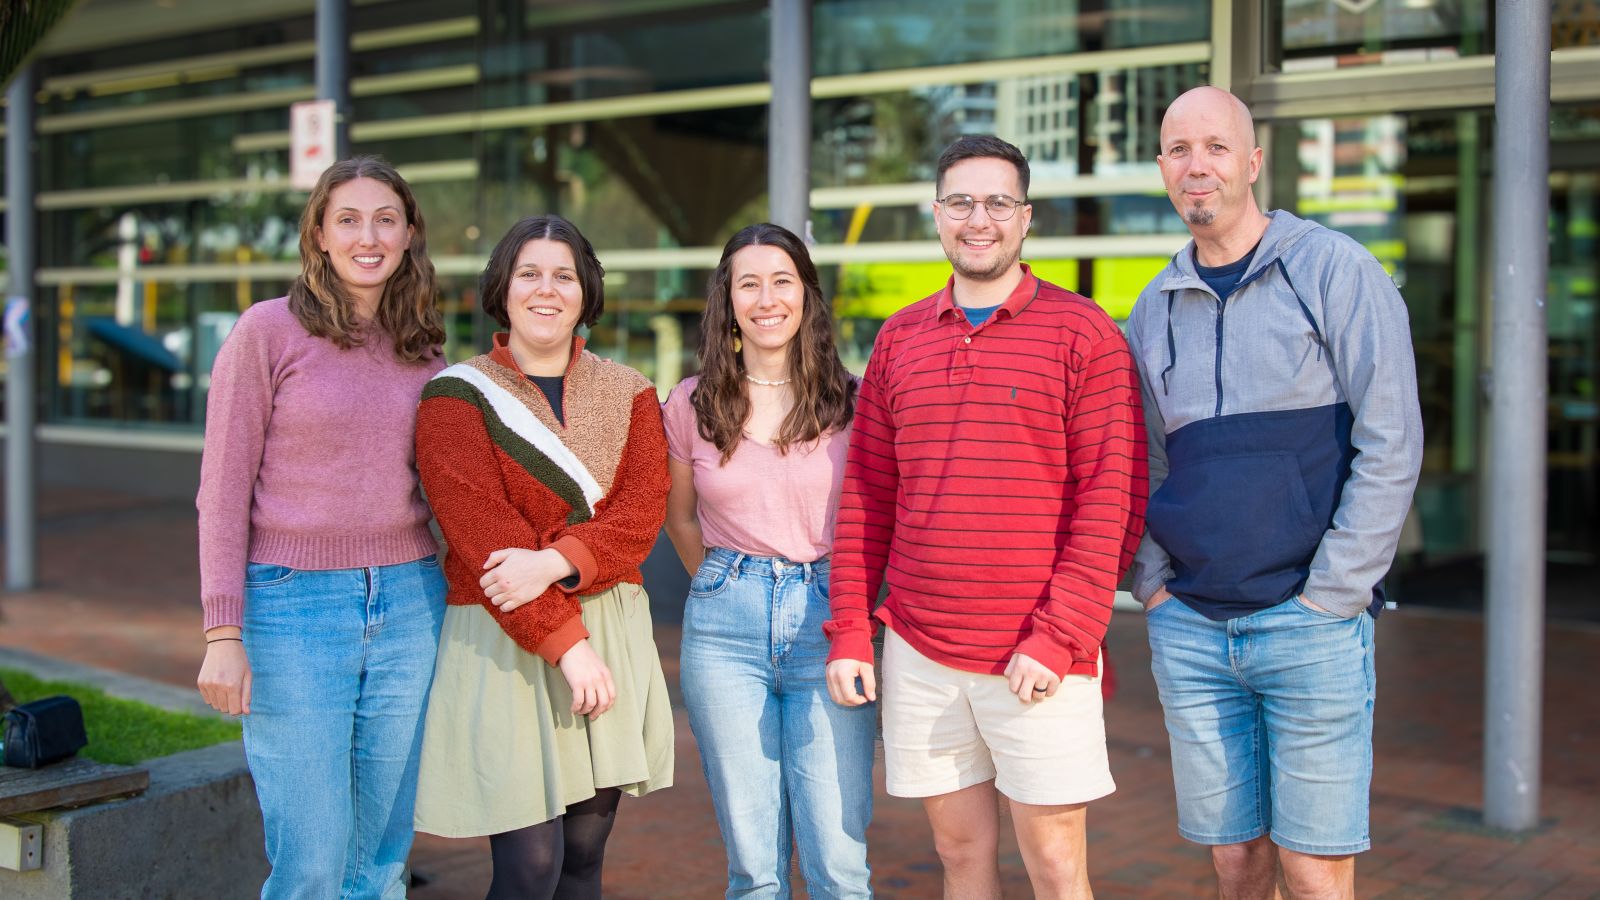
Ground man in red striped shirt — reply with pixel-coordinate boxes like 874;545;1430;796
824;135;1148;899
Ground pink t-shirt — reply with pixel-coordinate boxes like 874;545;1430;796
663;376;849;563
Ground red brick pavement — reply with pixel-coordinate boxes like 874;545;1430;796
3;487;1598;897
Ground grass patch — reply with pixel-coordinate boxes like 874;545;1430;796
1;667;240;766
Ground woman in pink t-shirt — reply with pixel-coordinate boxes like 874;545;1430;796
663;223;873;898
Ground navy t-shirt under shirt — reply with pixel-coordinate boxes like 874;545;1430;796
1194;241;1259;303
962;304;1003;328
526;374;565;425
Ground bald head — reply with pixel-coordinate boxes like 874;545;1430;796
1161;86;1256;154
1155;86;1266;239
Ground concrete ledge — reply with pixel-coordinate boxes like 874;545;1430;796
0;652;265;898
1;742;265;898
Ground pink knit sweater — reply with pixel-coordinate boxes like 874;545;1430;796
196;298;444;630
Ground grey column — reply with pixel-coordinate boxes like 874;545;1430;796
1485;0;1550;833
767;0;811;237
6;64;38;591
316;0;352;159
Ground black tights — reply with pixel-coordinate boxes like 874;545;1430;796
486;788;622;900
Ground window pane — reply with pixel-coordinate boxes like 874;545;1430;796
815;0;1208;77
1269;0;1490;72
478;2;768;110
813;64;1205;191
1269;0;1599;68
1266;106;1600;561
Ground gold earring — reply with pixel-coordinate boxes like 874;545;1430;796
732;324;742;354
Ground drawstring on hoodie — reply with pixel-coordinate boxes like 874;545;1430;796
1161;291;1177;395
1161;252;1330;399
1276;258;1325;362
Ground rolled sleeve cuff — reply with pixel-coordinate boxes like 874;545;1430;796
535;616;590;666
551;536;597;594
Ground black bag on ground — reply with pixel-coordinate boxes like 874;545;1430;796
2;695;89;768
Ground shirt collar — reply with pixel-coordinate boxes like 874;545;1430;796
934;263;1040;323
490;332;587;377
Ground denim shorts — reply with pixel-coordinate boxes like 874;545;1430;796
1145;596;1376;855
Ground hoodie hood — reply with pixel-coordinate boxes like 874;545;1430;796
1157;209;1322;295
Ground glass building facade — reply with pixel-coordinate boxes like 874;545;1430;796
1;0;1597;568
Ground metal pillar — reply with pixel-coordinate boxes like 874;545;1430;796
1484;0;1550;833
316;0;351;159
5;64;38;591
767;0;811;238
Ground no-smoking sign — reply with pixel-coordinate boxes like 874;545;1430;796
291;99;338;191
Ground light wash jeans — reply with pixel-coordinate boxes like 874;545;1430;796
241;556;447;900
680;548;875;899
1146;595;1377;855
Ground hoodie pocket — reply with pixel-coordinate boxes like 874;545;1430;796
1147;451;1323;606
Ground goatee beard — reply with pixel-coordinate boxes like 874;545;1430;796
1185;206;1216;226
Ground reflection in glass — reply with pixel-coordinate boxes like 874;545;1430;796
814;0;1208;77
1268;106;1599;566
813;64;1204;190
476;107;768;253
1269;0;1597;68
1270;0;1490;71
479;2;767;110
47;194;304;271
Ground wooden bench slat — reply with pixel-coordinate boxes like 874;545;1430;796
0;758;150;816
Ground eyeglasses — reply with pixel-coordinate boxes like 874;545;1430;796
936;193;1028;221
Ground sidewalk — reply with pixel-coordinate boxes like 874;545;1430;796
3;487;1598;897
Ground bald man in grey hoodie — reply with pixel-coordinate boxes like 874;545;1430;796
1126;86;1422;900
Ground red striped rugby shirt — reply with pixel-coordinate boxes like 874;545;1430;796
824;265;1148;678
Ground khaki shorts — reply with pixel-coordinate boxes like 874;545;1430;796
881;628;1115;806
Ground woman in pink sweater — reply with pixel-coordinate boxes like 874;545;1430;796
195;156;448;899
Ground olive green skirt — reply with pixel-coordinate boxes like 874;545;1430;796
414;582;674;838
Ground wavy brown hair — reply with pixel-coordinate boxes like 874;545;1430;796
692;223;856;462
288;156;444;362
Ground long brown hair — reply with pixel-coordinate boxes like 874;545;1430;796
288;156;444;362
692;223;856;462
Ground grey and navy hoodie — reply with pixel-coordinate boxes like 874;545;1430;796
1126;210;1422;620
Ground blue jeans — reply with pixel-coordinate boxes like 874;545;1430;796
242;556;447;900
680;548;875;899
1146;596;1376;855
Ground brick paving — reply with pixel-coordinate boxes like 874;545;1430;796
2;486;1598;897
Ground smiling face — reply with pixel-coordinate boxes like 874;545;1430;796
934;156;1032;283
315;177;413;311
1157;87;1263;233
729;243;805;361
505;239;585;367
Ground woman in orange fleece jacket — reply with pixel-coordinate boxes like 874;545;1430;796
412;214;673;900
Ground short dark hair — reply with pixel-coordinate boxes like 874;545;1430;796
479;215;605;329
935;135;1030;199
